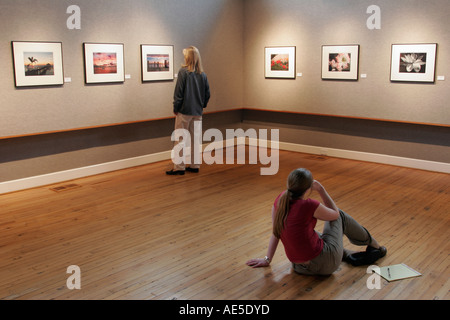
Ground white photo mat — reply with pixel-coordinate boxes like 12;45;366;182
321;45;359;80
141;45;174;82
12;41;64;87
265;46;296;79
83;43;125;84
390;43;437;83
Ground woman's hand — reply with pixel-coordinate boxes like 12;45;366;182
311;180;340;220
246;258;270;268
311;180;323;192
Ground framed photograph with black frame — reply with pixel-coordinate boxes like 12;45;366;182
264;46;296;79
321;45;360;80
390;43;437;83
141;45;174;82
83;43;125;84
11;41;64;87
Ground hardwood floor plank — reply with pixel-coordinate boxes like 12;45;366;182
0;150;448;300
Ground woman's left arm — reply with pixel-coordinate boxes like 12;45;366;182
246;234;279;268
246;206;280;268
173;69;186;114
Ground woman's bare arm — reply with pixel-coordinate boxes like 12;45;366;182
312;180;340;221
246;206;279;268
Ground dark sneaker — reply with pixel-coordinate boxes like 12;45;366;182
166;170;185;175
344;246;387;266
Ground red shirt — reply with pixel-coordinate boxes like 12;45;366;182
274;192;323;263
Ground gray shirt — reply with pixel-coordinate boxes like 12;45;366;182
173;67;210;116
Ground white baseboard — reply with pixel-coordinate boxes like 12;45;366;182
1;140;448;195
0;151;172;195
277;141;450;174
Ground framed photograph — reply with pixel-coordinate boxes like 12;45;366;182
11;41;64;87
321;45;360;80
83;43;125;84
141;45;174;82
265;46;296;79
390;43;437;83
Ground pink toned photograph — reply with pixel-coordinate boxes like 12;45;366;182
328;53;351;72
93;52;117;74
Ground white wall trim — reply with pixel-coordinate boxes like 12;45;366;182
0;151;172;195
1;139;448;195
276;141;450;174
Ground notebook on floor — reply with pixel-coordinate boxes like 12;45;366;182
374;263;422;282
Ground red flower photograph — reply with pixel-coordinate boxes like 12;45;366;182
270;54;289;71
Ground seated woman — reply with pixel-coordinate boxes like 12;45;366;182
246;168;387;275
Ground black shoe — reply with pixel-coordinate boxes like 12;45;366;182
344;246;387;266
166;170;185;175
185;167;199;173
366;245;387;259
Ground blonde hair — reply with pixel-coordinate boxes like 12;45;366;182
273;168;313;239
182;46;204;74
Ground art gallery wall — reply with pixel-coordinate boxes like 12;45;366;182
0;0;449;189
241;0;450;165
243;0;450;125
0;0;244;183
0;0;244;138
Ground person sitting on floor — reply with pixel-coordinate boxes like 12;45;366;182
246;168;387;275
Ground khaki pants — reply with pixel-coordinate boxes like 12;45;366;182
172;113;202;171
293;210;373;276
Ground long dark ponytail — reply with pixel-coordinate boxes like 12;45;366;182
273;168;313;238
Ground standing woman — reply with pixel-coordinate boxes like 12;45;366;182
166;46;210;175
246;168;387;275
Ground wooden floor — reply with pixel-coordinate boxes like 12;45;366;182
0;149;449;300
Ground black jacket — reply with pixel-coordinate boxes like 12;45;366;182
173;67;210;116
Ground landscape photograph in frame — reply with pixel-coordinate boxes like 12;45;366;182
84;43;125;84
12;41;64;87
141;45;174;82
